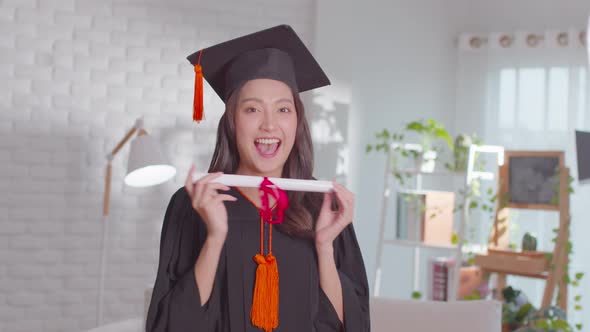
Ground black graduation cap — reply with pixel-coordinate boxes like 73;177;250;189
186;24;331;122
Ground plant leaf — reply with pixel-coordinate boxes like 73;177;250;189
451;233;458;245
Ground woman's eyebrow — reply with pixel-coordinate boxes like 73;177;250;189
239;97;263;104
275;98;294;105
239;97;294;104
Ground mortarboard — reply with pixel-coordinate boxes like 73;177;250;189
186;25;330;332
186;24;331;122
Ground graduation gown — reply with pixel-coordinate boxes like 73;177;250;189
146;186;370;332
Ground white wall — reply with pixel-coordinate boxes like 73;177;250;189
315;0;590;316
0;1;315;331
448;0;590;33
320;0;460;297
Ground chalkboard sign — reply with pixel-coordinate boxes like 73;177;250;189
504;151;564;210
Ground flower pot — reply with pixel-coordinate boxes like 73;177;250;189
415;150;437;172
502;323;520;332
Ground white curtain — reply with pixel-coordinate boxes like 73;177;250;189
455;29;589;328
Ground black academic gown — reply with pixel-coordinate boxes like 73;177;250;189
146;187;370;332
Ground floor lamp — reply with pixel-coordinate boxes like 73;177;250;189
97;118;176;326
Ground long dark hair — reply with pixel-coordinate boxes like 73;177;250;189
208;84;322;238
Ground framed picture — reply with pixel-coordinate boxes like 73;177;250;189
501;151;565;210
575;130;590;183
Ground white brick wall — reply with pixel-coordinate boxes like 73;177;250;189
0;0;316;331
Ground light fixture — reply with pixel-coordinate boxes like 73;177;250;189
102;118;176;214
125;132;177;187
97;118;176;326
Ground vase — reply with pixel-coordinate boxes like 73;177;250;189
416;150;437;172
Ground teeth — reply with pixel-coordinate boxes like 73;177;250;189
255;138;280;145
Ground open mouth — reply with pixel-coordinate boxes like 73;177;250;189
254;137;281;158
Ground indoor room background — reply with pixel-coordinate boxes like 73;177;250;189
1;0;589;331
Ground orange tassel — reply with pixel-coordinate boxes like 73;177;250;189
251;254;279;332
193;64;204;122
266;254;279;326
251;220;279;331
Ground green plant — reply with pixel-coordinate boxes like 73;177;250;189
550;178;583;330
446;133;483;172
502;286;577;332
454;180;498;245
522;232;538;251
366;119;454;184
550;225;584;331
411;291;423;300
502;286;536;329
405;119;453;152
513;306;575;332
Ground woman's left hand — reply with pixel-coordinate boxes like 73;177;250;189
315;182;355;251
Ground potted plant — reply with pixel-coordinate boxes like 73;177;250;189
502;286;535;332
405;119;453;172
366;119;453;175
513;306;575;332
446;133;483;172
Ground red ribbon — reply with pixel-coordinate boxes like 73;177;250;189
259;177;289;224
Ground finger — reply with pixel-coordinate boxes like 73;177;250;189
198;171;224;184
185;164;196;196
202;183;231;203
332;187;353;226
321;192;332;210
332;184;346;208
204;182;231;193
333;183;354;207
195;172;223;201
214;194;238;202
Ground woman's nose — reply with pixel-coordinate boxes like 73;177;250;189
260;110;276;131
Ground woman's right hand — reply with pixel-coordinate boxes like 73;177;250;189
185;165;237;242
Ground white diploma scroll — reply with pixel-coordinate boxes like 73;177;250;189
192;173;333;193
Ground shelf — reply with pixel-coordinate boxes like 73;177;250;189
474;252;551;280
478;268;549;280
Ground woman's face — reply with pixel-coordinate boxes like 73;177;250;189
234;78;297;178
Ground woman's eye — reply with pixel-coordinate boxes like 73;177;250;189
246;107;258;113
279;107;291;113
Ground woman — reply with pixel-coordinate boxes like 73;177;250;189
146;25;370;332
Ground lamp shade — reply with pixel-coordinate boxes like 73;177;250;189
125;134;176;187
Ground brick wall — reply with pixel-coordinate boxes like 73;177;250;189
0;0;316;331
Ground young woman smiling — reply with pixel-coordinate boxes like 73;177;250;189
146;25;370;332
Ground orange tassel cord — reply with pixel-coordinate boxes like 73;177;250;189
193;50;204;122
251;219;279;332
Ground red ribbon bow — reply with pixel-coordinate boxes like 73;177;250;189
258;177;289;224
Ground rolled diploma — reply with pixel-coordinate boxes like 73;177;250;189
192;173;333;193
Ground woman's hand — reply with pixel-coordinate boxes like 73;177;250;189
185;165;237;243
315;182;355;252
